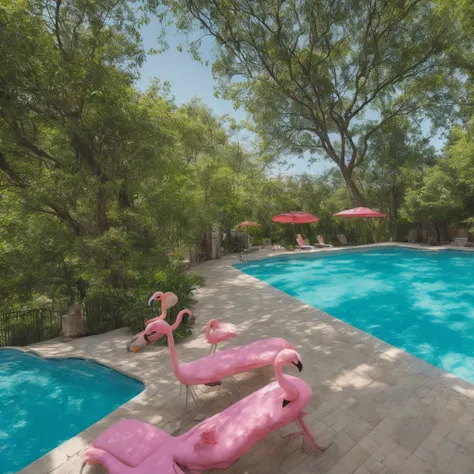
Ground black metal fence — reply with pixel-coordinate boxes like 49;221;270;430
0;296;125;347
0;309;63;347
83;296;123;335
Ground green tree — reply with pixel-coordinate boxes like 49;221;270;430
165;0;460;205
361;118;436;239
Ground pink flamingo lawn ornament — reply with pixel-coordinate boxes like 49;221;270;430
82;349;326;474
126;291;179;353
143;315;294;416
127;290;236;353
205;319;238;353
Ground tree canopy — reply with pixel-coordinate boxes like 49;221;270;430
165;0;464;205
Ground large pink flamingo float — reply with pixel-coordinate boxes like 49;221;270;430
82;350;326;474
142;314;294;415
205;319;237;353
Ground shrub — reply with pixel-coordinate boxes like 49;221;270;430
122;263;204;342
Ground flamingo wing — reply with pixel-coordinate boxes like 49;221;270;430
206;322;238;344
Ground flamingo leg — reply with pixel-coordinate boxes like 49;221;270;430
189;385;201;408
286;412;326;455
179;385;203;431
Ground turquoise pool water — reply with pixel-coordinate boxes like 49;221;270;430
0;350;143;474
235;247;474;383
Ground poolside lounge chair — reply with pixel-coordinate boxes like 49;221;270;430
337;234;355;245
454;237;469;247
316;235;333;248
296;234;315;250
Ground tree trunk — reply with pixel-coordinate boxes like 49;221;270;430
341;166;365;206
390;187;399;240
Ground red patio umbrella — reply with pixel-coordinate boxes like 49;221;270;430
333;207;386;218
272;212;319;245
333;207;386;243
272;211;319;224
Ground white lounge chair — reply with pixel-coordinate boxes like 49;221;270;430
454;237;469;247
316;235;333;248
296;234;315;250
337;234;355;245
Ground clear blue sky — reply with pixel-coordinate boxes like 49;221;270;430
138;18;444;176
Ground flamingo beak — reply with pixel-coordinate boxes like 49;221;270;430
292;360;303;372
282;399;291;408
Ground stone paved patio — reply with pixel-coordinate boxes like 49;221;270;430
18;244;474;474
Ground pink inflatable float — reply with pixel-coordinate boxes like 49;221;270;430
82;350;326;473
142;314;293;414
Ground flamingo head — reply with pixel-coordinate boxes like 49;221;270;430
277;348;303;373
148;291;165;307
143;319;169;344
277;349;303;408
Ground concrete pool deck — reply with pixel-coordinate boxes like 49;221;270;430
19;243;474;474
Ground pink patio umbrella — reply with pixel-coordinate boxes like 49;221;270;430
333;207;386;243
272;212;319;245
333;207;386;218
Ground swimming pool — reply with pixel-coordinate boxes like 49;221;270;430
235;247;474;384
0;349;143;474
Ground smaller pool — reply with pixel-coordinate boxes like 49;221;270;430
0;349;143;474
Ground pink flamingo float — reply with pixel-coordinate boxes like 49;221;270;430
205;319;237;353
82;349;326;474
142;314;294;415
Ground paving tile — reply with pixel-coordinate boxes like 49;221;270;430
327;464;349;474
382;444;410;470
338;445;371;473
431;438;459;466
400;453;425;474
344;416;375;443
358;436;380;453
353;465;371;474
363;456;384;474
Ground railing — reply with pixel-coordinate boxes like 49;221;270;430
0;309;63;347
83;296;123;335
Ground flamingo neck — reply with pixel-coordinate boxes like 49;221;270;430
275;360;299;402
164;326;183;382
205;319;219;339
160;298;167;319
170;309;192;331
